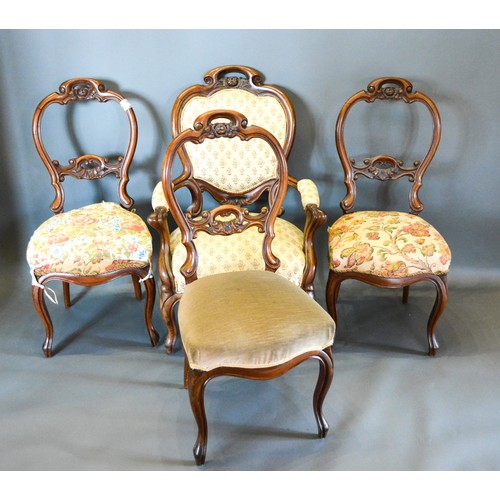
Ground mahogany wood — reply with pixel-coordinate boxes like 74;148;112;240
327;77;448;356
186;347;334;465
149;65;326;352
31;78;159;357
163;109;334;465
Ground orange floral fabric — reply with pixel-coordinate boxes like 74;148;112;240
328;211;451;278
27;202;153;277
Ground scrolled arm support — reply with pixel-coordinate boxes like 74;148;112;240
289;177;327;297
147;206;175;298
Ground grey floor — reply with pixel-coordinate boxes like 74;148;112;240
1;265;499;471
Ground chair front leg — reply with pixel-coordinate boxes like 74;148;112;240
313;347;334;438
187;367;211;466
301;204;327;298
427;274;449;356
32;283;54;358
148;206;179;352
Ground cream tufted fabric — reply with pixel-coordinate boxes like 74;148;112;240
170;216;306;294
297;179;320;209
179;270;335;371
180;89;287;192
27;202;152;277
181;89;287;145
151;181;169;211
328;211;451;278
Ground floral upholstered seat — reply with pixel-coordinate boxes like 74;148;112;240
328;211;451;278
27;202;153;278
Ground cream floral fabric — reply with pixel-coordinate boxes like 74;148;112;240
328;211;451;278
297;179;320;208
170;217;306;293
27;202;152;278
180;89;288;192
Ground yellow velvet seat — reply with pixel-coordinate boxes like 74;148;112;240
179;270;335;371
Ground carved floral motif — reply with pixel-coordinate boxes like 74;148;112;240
350;156;421;181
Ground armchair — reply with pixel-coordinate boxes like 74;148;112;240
149;66;326;353
161;109;335;464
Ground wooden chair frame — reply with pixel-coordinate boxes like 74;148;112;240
163;110;334;465
326;77;448;356
148;65;327;353
31;78;159;357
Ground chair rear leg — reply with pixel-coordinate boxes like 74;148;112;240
402;285;410;304
325;271;344;324
62;282;71;308
131;275;142;300
142;276;159;347
32;284;54;358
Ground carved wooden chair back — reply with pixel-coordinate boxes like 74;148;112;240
32;77;138;213
162;109;289;283
171;65;295;208
163;111;334;466
335;77;441;215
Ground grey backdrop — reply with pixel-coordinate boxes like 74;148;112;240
1;29;499;284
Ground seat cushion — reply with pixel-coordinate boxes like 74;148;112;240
328;211;451;278
27;202;153;277
179;270;335;371
170;216;306;294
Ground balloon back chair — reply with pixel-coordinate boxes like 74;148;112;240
148;65;327;353
326;77;451;356
27;78;159;357
161;109;335;465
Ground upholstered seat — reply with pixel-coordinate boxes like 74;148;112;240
328;211;451;278
27;202;152;277
179;270;335;371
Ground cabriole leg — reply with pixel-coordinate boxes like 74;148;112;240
427;275;448;356
32;284;54;358
187;368;210;466
313;347;334;438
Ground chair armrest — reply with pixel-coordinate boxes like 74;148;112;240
151;181;169;212
288;177;327;297
297;179;321;209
